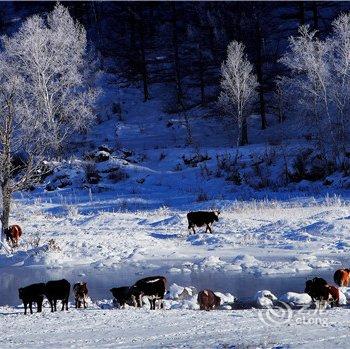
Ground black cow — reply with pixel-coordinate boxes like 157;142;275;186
45;279;71;312
18;283;46;315
130;276;167;310
110;286;137;308
187;211;220;234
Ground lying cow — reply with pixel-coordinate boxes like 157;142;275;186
18;283;46;315
334;269;350;287
305;277;339;307
130;276;167;310
45;279;70;312
110;286;136;308
73;282;88;309
4;224;22;247
187;211;220;234
197;289;221;310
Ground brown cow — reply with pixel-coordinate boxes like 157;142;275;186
197;289;221;310
4;224;22;247
334;269;350;287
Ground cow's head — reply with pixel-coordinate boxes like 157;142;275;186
304;280;313;294
213;210;220;221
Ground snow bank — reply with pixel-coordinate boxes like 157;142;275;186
254;290;278;308
279;292;312;306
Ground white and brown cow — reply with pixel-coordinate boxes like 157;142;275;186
187;211;220;234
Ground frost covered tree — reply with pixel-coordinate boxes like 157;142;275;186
280;25;333;147
329;13;350;143
0;4;96;245
281;14;350;155
219;41;258;146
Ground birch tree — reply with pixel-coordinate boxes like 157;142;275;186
219;41;258;146
0;4;97;244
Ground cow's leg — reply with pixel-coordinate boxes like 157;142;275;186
138;294;143;308
29;302;33;315
188;224;192;235
206;224;212;234
24;302;27;315
54;299;57;312
49;299;53;312
37;299;42;313
131;295;137;308
75;299;78;308
66;299;69;311
83;298;87;309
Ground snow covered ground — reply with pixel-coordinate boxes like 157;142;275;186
2;196;349;275
1;304;350;348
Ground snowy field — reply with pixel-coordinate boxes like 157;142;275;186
1;305;350;348
2;195;349;274
1;195;350;348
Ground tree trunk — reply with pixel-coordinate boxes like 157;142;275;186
1;182;11;243
255;25;267;130
139;20;149;101
237;114;248;146
298;2;305;26
241;116;248;146
172;3;182;105
312;2;318;30
198;44;206;106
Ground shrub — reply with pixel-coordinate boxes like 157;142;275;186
196;191;209;202
84;163;101;184
107;167;129;182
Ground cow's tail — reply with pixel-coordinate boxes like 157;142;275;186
162;277;168;294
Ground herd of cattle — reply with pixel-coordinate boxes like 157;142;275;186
18;275;221;314
7;212;350;314
17;268;350;315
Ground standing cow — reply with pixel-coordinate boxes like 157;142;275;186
18;283;46;315
187;211;220;234
197;289;221;310
73;282;88;309
110;286;137;308
130;276;167;310
4;224;22;247
45;279;71;312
